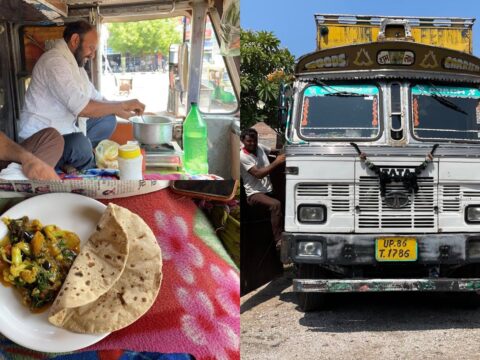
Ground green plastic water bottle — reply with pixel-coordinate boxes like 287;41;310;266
183;102;209;174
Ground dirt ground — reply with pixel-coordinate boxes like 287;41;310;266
241;267;480;360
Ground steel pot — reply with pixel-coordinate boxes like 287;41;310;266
129;115;173;145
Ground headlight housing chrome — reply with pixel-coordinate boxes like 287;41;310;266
298;205;326;224
466;205;480;223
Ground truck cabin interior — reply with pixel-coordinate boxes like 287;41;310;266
0;0;240;179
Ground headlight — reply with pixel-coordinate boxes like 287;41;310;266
298;205;326;223
466;206;480;223
297;241;323;257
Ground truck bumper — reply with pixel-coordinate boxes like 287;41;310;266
294;278;480;293
282;232;480;265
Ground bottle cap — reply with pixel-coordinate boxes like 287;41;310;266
118;144;141;159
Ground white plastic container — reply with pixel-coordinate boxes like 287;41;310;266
118;143;143;180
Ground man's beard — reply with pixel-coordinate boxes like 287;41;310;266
74;39;86;67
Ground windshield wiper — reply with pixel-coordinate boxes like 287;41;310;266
302;78;366;97
428;83;468;115
324;91;365;97
430;94;468;115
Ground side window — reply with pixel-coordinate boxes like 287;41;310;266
198;16;238;114
100;18;184;114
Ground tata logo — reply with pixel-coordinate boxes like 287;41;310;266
380;168;414;177
384;191;410;209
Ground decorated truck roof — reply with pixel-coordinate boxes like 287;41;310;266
315;14;474;53
297;16;480;83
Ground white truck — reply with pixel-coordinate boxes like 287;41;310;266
279;14;480;310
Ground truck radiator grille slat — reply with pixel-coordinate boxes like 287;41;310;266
463;192;480;197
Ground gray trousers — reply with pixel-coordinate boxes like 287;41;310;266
56;114;117;171
0;128;64;171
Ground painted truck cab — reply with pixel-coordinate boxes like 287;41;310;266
280;15;480;311
0;0;240;179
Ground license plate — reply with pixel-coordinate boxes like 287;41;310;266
375;237;417;262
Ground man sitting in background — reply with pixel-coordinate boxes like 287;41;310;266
240;128;286;250
19;20;145;172
0;128;63;180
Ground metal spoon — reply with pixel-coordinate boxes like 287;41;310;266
134;110;145;123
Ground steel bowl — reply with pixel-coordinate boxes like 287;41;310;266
130;115;174;145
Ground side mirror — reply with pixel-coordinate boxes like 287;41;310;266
277;83;292;131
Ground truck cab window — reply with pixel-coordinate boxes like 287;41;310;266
100;18;184;114
198;16;238;114
298;84;380;140
411;84;480;141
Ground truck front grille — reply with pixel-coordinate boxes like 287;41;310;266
356;176;436;231
296;183;352;212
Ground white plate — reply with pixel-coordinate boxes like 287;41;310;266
0;193;109;353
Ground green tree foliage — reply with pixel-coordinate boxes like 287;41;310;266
107;18;183;56
241;29;295;131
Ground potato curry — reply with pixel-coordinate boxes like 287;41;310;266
0;217;80;310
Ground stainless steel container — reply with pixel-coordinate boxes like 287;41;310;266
130;115;174;145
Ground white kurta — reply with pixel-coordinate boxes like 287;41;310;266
19;39;103;140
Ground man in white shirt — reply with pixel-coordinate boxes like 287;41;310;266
240;128;286;250
19;21;145;171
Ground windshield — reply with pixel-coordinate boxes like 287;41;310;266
298;84;380;140
412;85;480;141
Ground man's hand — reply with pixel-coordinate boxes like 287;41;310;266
248;153;287;180
117;99;146;119
80;99;146;119
274;153;286;164
21;153;60;180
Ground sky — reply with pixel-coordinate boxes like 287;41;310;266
241;0;480;58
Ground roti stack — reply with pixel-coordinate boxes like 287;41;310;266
48;203;162;334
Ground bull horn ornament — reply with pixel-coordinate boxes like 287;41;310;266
350;142;439;197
